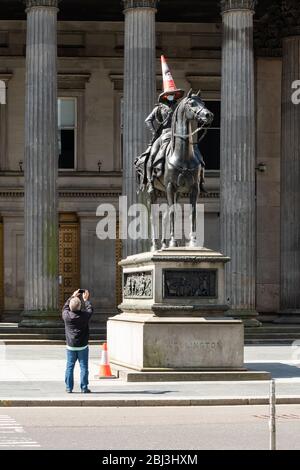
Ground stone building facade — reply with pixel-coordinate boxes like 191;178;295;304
0;0;298;326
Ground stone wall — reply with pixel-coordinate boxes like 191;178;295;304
1;19;284;319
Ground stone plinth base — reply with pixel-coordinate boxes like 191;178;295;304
111;366;271;382
109;248;270;381
107;313;244;371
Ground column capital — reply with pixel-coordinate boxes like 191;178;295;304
220;0;257;14
123;0;159;12
24;0;60;9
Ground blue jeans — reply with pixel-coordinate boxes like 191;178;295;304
65;347;89;391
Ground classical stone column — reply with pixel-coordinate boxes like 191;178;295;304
0;75;12;171
20;0;60;327
220;0;259;325
122;0;158;257
279;1;300;322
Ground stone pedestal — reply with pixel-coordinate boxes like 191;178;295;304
108;314;244;371
107;248;270;381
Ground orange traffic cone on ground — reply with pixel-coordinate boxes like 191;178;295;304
96;342;116;379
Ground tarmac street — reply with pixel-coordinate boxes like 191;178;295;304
0;405;300;450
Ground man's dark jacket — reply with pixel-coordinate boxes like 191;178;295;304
62;297;93;347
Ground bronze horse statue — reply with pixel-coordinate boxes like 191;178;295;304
136;90;214;250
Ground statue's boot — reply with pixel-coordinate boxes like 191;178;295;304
147;182;155;194
200;181;208;194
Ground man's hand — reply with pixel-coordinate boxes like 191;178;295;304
72;289;81;298
83;290;90;302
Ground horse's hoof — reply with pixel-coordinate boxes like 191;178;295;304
151;242;159;252
188;239;197;248
161;241;168;249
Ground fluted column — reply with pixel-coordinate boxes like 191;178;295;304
122;0;158;257
20;0;60;327
279;1;300;321
220;0;259;325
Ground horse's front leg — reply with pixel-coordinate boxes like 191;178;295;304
166;182;177;248
189;185;199;247
149;191;159;251
161;207;169;249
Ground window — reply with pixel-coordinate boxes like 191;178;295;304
120;96;124;170
198;100;220;171
58;97;77;169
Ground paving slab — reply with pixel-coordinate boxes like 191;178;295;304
0;344;300;406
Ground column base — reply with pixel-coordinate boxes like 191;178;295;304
225;309;261;327
273;311;300;324
19;310;63;328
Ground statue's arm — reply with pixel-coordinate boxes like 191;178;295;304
145;107;158;135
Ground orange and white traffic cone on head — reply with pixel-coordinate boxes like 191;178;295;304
97;342;116;379
159;55;185;103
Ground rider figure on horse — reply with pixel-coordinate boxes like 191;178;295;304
145;56;184;194
135;55;207;195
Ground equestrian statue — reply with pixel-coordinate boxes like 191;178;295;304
134;55;214;251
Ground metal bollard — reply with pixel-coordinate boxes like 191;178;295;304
269;379;276;450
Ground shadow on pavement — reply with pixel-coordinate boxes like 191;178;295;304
71;390;173;395
247;362;300;379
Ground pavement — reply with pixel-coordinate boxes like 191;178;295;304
1;343;300;407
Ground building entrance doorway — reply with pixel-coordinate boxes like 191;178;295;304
59;213;80;308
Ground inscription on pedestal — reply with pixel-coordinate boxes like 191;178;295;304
123;271;153;299
165;339;222;351
163;269;217;298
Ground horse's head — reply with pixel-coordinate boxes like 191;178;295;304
183;89;214;126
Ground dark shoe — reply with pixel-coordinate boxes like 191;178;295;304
66;389;72;393
81;388;91;393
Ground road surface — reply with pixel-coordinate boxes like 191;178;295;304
1;405;300;450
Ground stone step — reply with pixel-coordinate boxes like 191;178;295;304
245;339;296;345
1;339;104;345
245;333;300;339
0;327;106;334
245;327;300;333
0;333;106;340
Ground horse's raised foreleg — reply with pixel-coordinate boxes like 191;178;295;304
166;182;177;248
189;185;199;247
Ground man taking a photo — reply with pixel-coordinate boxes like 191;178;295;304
62;289;93;393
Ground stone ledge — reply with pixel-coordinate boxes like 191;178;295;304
108;313;242;324
112;367;271;382
120;247;230;267
5;395;300;407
